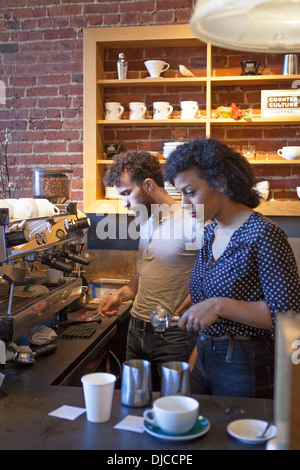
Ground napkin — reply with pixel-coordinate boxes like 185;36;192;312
27;325;57;345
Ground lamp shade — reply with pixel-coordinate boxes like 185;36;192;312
190;0;300;53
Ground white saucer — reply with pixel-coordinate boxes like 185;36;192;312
143;415;210;441
145;76;164;79
227;419;277;444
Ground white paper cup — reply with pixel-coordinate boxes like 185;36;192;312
81;372;116;423
46;269;62;283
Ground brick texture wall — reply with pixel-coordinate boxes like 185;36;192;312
0;1;299;207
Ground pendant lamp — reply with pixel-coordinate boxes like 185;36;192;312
190;0;300;53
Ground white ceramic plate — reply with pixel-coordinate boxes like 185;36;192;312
143;415;210;441
227;419;277;444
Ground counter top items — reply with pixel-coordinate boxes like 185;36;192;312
143;414;210;441
144;60;169;79
143;395;200;435
227;419;277;444
81;372;116;423
27;325;57;345
242;145;256;160
277;146;300;160
121;359;152;407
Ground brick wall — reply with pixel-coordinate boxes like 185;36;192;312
0;1;299;206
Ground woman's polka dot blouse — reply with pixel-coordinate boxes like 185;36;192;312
190;211;300;339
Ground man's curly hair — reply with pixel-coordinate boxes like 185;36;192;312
164;138;261;209
103;150;164;188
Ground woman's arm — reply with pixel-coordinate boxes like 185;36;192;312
178;297;272;331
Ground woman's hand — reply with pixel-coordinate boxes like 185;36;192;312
178;298;220;331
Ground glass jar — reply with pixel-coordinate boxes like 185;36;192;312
32;168;73;204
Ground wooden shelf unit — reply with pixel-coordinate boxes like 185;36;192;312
83;24;300;214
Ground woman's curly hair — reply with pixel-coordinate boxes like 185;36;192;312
164;139;261;208
104;150;164;188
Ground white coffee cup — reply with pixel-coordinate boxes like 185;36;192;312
144;60;170;78
153;101;173;120
13;198;39;219
277;146;300;160
143;395;199;435
0;199;17;219
35;199;60;217
81;372;116;423
297;187;300;199
181;101;199;119
129;102;147;120
46;269;62;283
105;102;124;120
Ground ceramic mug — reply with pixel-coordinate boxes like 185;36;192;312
13;198;39;219
180;101;199;119
143;395;199;435
105;102;124;120
153;101;173;120
277;146;300;160
0;199;17;219
144;60;170;78
35;199;60;217
129;102;147;120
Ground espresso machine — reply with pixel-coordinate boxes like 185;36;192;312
0;202;91;348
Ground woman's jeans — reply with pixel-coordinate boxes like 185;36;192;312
126;317;197;389
191;334;275;398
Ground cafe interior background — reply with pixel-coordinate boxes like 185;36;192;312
0;0;299;281
0;0;299;450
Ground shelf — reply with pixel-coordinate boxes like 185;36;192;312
211;75;300;86
98;75;300;88
97;77;207;87
210;117;300;125
97;119;206;126
97;158;300;165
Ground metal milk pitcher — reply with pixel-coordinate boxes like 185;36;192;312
121;359;152;407
161;361;191;397
282;54;299;75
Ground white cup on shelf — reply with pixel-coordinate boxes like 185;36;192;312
180;101;199;119
144;60;170;78
105;102;124;120
129;102;147;120
277;146;300;160
153;101;173;120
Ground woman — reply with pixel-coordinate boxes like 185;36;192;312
165;138;300;398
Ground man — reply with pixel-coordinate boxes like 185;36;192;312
98;150;202;388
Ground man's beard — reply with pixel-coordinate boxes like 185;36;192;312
132;187;155;220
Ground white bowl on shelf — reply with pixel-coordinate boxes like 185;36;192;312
297;187;300;200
